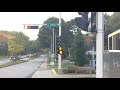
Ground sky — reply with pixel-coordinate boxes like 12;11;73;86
0;12;113;40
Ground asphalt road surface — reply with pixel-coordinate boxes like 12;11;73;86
0;55;47;78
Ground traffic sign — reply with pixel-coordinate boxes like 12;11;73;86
47;23;60;27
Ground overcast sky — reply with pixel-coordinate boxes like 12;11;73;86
0;12;113;40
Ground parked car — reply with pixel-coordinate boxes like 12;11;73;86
10;55;20;62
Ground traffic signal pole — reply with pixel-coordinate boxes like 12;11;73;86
96;12;104;78
58;12;62;73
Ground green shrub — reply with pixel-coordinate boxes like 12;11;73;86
62;66;76;74
62;66;95;74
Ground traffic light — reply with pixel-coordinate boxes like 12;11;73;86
56;36;62;55
56;36;62;47
91;12;96;32
57;46;62;55
59;47;62;55
24;25;39;29
75;12;89;31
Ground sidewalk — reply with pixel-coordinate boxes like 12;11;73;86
32;58;53;78
32;58;96;78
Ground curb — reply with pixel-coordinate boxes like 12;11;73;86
51;69;57;76
32;57;47;78
32;62;44;78
32;71;39;78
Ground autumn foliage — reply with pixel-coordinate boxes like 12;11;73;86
0;31;29;55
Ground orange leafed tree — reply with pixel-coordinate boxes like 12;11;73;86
0;32;15;39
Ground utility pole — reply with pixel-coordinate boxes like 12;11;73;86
53;28;55;58
55;33;57;62
96;12;104;78
51;37;52;62
58;12;62;73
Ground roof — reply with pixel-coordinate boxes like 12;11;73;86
108;29;120;37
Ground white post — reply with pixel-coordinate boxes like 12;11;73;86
108;36;109;50
59;12;61;36
96;12;104;78
112;36;113;50
58;12;62;73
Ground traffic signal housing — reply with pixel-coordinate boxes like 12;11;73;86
91;12;96;32
24;25;39;29
59;47;62;55
56;36;62;47
75;12;89;31
57;46;62;55
56;36;62;55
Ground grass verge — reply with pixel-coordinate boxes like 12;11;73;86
0;60;27;68
47;57;58;74
0;56;9;60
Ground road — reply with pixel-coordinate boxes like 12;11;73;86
0;55;46;78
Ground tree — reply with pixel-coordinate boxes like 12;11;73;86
0;31;29;55
25;40;40;54
0;31;14;56
84;33;94;50
104;12;120;50
70;30;88;66
8;37;23;55
37;17;59;49
37;17;74;59
104;13;112;50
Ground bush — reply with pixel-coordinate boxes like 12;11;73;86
75;67;90;74
62;66;76;74
62;66;96;74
